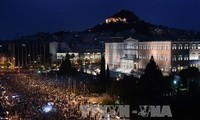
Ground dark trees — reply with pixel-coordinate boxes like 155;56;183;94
99;55;106;81
99;55;111;93
137;56;164;104
117;75;138;104
59;53;72;75
174;67;200;119
99;55;106;92
179;67;200;95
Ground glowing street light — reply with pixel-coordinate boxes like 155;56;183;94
173;80;177;85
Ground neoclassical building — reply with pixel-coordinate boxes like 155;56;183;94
105;37;200;75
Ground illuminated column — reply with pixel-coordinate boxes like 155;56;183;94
28;44;31;65
21;44;26;66
32;44;35;64
25;44;27;66
0;45;2;57
40;43;42;64
12;43;15;69
0;45;2;67
43;43;46;64
17;44;20;69
2;56;5;67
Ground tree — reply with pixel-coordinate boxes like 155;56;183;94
106;64;111;93
175;67;200;119
99;55;106;92
106;64;110;82
179;67;200;95
115;75;138;104
138;56;164;104
59;53;72;75
100;55;106;81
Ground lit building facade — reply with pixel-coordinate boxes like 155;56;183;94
49;41;69;62
105;37;200;75
105;17;127;24
105;42;124;69
171;41;200;72
9;42;50;68
0;43;15;69
138;41;172;74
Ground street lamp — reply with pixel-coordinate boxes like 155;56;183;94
173;80;177;85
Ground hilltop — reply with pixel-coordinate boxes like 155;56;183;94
85;9;200;39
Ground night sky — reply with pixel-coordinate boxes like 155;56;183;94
0;0;200;40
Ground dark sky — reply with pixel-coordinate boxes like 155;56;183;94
0;0;200;40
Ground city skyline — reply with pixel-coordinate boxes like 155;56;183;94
1;0;200;40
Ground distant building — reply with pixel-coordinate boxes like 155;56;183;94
106;17;127;24
105;37;200;76
0;42;15;69
56;43;103;65
9;41;50;68
49;41;69;62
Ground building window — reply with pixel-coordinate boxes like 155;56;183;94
178;44;182;49
147;45;150;49
178;55;182;61
198;44;200;49
156;55;159;60
184;55;188;60
161;46;163;50
161;67;164;71
143;45;146;49
192;44;196;49
198;53;200;59
184;44;188;49
143;55;147;59
139;45;142;49
165;56;168;61
172;55;176;61
146;55;149;59
134;64;136;69
160;55;164;60
172;44;176;50
139;55;142;59
151;46;154;49
166;46;169;50
125;45;128;49
157;46;159;50
172;67;176;72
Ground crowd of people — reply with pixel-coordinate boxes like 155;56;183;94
0;72;101;120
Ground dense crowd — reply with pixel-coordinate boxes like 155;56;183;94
0;72;98;120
